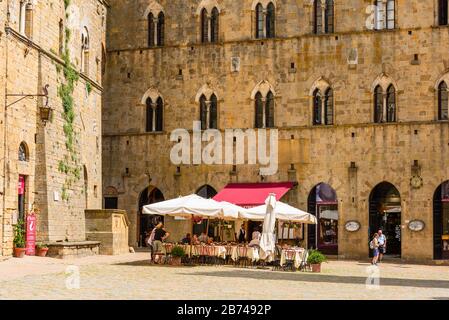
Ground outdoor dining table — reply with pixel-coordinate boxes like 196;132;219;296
230;246;260;262
279;247;305;269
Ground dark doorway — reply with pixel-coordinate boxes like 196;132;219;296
18;175;26;221
369;182;402;257
195;185;217;237
138;187;164;247
307;183;339;255
434;181;449;260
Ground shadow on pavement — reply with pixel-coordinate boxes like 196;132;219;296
178;269;449;290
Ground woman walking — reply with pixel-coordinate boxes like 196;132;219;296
370;233;380;265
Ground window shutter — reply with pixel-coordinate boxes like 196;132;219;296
314;0;323;34
148;13;155;47
146;98;153;132
256;4;264;38
266;3;275;38
157;13;165;46
201;9;209;43
266;92;275;128
200;96;208;130
374;86;383;123
211;8;219;43
325;89;334;125
325;0;334;33
439;82;449;120
156;98;163;131
386;85;396;122
313;90;322;125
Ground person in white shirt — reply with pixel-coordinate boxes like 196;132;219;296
377;229;387;263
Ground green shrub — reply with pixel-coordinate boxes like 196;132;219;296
171;246;186;258
13;220;26;249
307;250;327;265
36;243;48;250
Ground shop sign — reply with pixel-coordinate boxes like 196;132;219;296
345;221;361;232
26;213;37;256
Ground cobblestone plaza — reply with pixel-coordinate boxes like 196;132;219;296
1;253;449;300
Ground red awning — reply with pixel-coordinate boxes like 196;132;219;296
213;182;294;208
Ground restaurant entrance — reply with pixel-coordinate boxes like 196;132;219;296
369;182;402;257
434;181;449;260
138;187;164;247
307;183;339;255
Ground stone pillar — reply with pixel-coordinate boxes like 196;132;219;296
261;97;267;128
205;100;211;129
153;17;159;46
150;102;157;132
382;91;387;123
321;0;327;34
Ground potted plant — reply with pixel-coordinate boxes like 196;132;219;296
13;219;26;258
170;246;186;266
36;243;49;257
307;250;327;273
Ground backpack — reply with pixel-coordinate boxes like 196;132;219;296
369;240;374;250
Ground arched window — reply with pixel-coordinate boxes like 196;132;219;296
255;92;264;128
324;88;334;125
81;27;90;74
210;94;218;129
146;97;164;132
265;91;275;128
374;85;383;123
439;0;449;26
313;89;322;125
439;81;449;120
211;7;219;43
325;0;334;33
201;8;209;43
386;85;396;122
266;2;276;38
148;13;155;47
18;142;28;162
155;97;164;131
256;3;264;39
314;0;323;34
146;98;154;132
200;94;208;130
157;12;165;46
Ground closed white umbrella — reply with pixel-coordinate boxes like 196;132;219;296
259;194;277;256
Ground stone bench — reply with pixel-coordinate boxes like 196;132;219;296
46;241;101;259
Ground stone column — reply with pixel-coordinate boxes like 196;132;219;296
153;17;159;46
261;97;267;128
207;15;212;42
262;9;267;38
321;0;327;34
205;100;212;129
321;93;326;125
382;91;387;123
151;102;157;131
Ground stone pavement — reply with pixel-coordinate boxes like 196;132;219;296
0;253;449;300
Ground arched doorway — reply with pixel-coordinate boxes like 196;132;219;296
138;187;165;247
307;183;339;255
369;182;402;257
434;181;449;260
195;185;218;238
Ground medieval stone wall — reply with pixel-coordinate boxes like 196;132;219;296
103;0;449;261
0;0;106;256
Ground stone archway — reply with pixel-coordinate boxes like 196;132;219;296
369;182;402;257
307;183;339;255
137;186;165;247
433;181;449;260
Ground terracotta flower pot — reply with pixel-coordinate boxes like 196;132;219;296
311;263;322;273
36;248;49;257
171;257;182;266
14;248;26;258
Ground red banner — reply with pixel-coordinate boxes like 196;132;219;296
26;213;37;256
18;176;25;195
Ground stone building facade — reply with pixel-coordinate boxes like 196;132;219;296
0;0;106;256
102;0;449;262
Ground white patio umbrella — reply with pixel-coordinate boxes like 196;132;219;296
241;201;318;224
142;194;224;218
259;193;277;256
